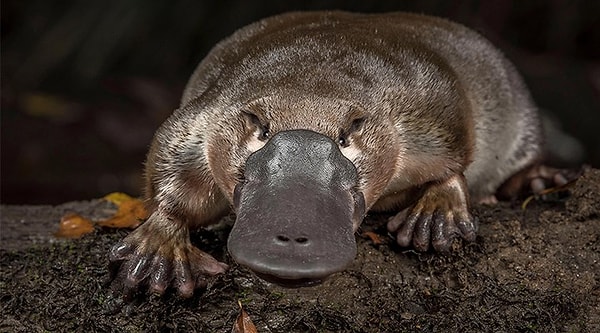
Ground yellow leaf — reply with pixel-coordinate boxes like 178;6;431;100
103;192;136;206
98;196;147;229
55;213;95;238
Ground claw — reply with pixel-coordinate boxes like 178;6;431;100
431;211;451;252
174;258;195;298
125;253;153;286
393;210;419;248
109;242;134;262
148;256;170;295
388;174;476;252
456;214;477;241
413;214;432;251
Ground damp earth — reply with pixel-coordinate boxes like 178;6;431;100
1;169;599;332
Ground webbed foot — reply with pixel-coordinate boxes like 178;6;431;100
108;209;228;299
387;174;477;252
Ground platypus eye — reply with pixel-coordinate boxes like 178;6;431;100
338;117;366;148
259;128;270;140
242;109;270;141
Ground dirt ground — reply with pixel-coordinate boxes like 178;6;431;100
1;168;599;332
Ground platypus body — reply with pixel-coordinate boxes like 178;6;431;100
110;11;557;297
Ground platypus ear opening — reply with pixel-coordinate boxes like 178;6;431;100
349;116;367;133
241;108;270;140
346;106;369;134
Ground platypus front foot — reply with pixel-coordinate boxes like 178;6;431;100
387;174;477;252
108;210;228;299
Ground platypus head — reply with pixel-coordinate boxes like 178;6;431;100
228;129;365;287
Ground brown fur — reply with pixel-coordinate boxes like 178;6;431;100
110;11;546;297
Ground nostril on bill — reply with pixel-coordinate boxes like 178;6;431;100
295;237;308;244
274;235;310;245
276;235;290;243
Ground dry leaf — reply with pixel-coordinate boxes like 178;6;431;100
232;300;258;333
98;193;147;229
55;213;95;238
362;231;386;245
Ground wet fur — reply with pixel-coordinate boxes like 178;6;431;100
111;11;544;297
150;11;540;219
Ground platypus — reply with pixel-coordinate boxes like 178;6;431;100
109;11;568;297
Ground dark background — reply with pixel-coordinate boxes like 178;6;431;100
2;0;599;204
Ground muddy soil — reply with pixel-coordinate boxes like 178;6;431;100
1;169;599;332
